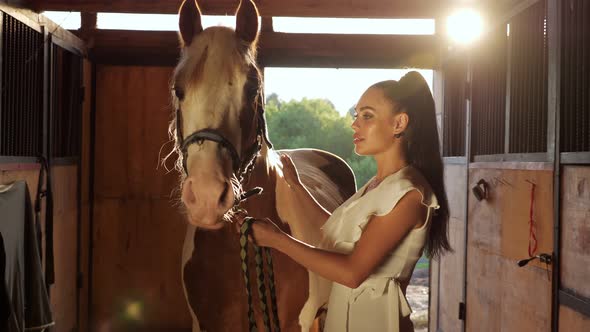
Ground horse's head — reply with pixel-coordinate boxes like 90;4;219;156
171;0;268;229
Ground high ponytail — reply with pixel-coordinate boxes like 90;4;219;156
372;71;452;259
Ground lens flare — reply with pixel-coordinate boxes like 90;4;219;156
446;9;484;44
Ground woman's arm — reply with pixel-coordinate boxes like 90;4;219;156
252;189;427;288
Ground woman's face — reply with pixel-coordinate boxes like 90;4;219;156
351;87;398;156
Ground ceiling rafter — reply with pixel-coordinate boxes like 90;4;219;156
27;0;438;18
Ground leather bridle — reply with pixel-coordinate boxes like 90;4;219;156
174;95;268;206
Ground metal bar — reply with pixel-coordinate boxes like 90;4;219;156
548;0;562;330
0;156;38;164
443;156;467;165
505;20;512;154
462;51;473;332
43;27;49;160
0;12;4;155
560;152;590;165
559;289;590;318
472;152;549;162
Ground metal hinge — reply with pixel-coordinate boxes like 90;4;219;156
464;81;471;101
459;302;466;320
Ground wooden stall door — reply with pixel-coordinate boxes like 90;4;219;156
465;165;553;332
430;163;468;332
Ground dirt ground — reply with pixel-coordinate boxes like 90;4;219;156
408;268;429;331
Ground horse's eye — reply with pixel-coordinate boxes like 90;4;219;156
174;87;185;100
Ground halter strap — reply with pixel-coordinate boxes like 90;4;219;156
181;128;241;173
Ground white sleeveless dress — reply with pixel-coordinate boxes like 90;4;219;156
320;165;439;332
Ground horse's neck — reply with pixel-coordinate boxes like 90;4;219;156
243;143;279;216
248;143;276;183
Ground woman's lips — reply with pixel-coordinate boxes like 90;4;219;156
353;136;364;144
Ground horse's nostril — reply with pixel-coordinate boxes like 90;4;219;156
182;178;197;206
219;181;230;207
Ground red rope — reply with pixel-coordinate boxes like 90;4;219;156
528;183;538;257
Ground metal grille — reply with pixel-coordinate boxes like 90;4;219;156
561;0;590;152
0;13;44;157
51;45;82;158
443;56;467;157
508;0;548;153
471;26;508;155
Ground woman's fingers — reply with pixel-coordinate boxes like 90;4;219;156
280;153;301;186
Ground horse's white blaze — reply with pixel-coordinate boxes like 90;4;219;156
175;27;249;173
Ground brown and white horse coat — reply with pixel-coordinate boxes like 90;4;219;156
172;1;356;331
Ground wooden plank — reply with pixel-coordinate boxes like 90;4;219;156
87;30;438;68
78;59;93;332
559;305;590;331
92;197;191;330
94;66;179;199
560;166;590;299
438;164;466;332
466;247;552;332
26;0;439;18
428;258;439;332
498;170;554;264
50;165;79;332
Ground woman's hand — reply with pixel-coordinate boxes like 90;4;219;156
280;153;302;188
250;218;286;248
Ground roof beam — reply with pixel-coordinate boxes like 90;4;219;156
86;29;437;68
27;0;438;18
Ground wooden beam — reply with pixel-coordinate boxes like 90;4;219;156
26;0;438;18
85;29;438;68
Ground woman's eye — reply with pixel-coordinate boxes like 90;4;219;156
352;113;359;119
363;114;373;119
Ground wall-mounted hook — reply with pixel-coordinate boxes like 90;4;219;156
517;253;552;267
472;179;489;201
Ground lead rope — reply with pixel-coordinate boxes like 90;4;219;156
240;217;280;332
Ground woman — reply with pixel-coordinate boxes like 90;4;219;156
248;71;451;331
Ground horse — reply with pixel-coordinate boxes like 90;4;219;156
169;1;356;331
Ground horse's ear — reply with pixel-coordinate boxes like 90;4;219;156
179;0;203;47
235;0;259;43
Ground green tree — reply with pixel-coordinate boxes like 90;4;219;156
265;95;376;188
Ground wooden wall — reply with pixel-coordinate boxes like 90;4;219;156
559;166;590;330
438;164;467;332
431;162;560;332
92;65;191;331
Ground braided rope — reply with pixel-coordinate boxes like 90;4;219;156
264;247;280;332
240;217;281;332
240;219;258;332
254;245;271;330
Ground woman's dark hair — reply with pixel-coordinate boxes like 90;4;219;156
372;71;452;259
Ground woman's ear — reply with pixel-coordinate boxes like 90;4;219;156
393;112;409;136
